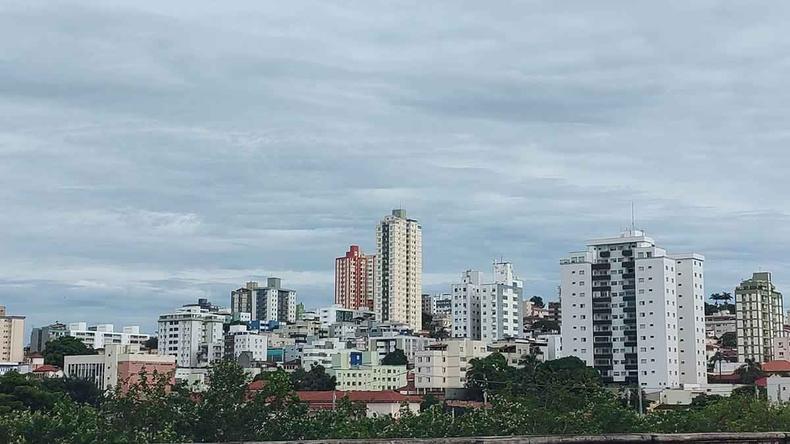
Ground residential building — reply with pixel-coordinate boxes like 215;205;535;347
64;344;176;392
62;323;150;350
0;307;25;363
774;337;790;361
422;293;452;317
29;322;67;353
300;338;353;370
291;390;420;417
224;324;268;362
329;350;407;391
547;301;562;324
367;334;435;365
319;304;375;329
560;230;707;389
736;272;785;362
705;310;736;339
231;278;297;323
767;375;790;405
335;245;376;310
375;209;422;332
451;262;523;341
414;339;490;393
157;305;224;368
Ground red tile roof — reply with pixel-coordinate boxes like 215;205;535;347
32;364;59;373
762;360;790;373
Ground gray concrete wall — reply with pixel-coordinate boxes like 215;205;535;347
225;433;790;444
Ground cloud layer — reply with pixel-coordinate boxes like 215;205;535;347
3;1;790;336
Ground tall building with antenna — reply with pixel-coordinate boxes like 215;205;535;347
560;230;706;389
374;209;422;331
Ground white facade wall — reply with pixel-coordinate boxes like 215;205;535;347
674;255;708;385
414;339;490;392
232;332;268;361
561;230;705;389
451;263;523;341
65;323;150;350
158;306;225;368
375;209;422;332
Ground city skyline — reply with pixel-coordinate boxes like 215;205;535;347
3;1;790;337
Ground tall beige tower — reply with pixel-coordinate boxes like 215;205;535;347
375;209;422;331
736;272;784;362
0;306;25;363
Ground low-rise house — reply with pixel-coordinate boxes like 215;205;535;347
296;390;420;417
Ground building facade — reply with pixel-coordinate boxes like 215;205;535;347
64;344;176;392
29;322;67;353
0;306;25;363
414;339;490;392
736;272;785;362
61;323;150;350
375;209;422;332
560;230;707;389
224;324;268;362
335;245;376;310
451;262;523;341
157;306;225;368
231;278;297;323
329;350;407;391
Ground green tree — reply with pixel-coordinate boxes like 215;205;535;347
291;365;336;391
529;296;545;308
720;331;737;348
531;319;560;333
736;359;766;385
143;336;158;350
381;349;408;366
43;336;96;369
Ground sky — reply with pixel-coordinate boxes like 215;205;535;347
2;1;790;339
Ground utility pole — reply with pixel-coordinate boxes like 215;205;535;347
637;385;643;415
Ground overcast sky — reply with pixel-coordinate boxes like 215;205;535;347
2;1;790;338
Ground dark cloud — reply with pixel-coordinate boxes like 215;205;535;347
2;1;790;336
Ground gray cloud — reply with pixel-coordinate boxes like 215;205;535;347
2;0;790;336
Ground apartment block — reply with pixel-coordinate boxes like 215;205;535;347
158;305;225;368
0;306;25;363
375;209;422;332
62;323;150;350
329;350;407;391
736;272;785;362
224;324;268;362
29;322;67;353
335;245;376;310
451;262;523;341
231;278;297;323
560;230;706;389
414;339;490;393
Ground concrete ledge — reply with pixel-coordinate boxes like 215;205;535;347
220;433;790;444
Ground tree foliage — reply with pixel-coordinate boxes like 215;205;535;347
7;357;790;442
42;336;97;369
291;365;336;391
528;296;545;308
381;349;408;366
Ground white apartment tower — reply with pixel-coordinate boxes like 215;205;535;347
560;230;706;389
736;272;784;362
375;209;422;332
158;306;225;368
451;262;524;341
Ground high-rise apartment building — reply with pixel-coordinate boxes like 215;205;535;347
0;306;25;363
375;209;422;332
157;305;225;368
736;272;784;362
230;278;297;323
451;262;523;341
29;322;67;353
560;230;706;389
335;245;376;310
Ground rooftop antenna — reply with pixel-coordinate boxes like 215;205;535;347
631;201;635;232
